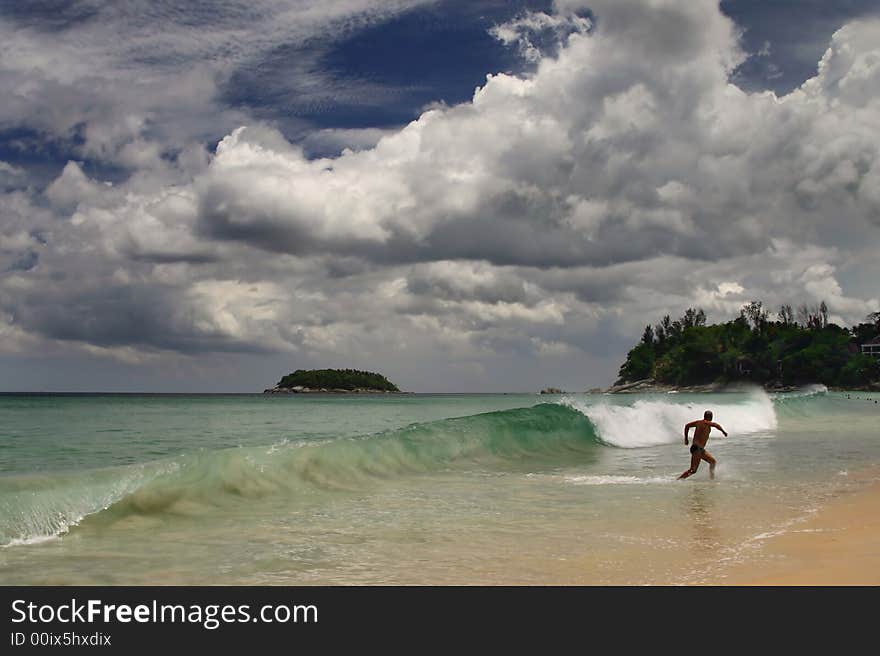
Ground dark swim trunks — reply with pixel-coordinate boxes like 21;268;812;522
689;444;704;454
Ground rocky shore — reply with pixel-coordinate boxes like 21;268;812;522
600;378;818;394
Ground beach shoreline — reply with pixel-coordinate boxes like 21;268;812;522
716;472;880;586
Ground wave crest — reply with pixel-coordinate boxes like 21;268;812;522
561;390;778;448
1;403;600;546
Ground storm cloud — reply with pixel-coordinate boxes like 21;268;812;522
1;0;878;392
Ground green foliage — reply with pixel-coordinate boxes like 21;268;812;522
616;304;880;388
839;355;880;388
277;369;400;391
852;322;879;344
618;342;655;381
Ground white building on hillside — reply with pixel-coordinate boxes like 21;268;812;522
861;336;880;358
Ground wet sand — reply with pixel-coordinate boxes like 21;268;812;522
720;479;880;586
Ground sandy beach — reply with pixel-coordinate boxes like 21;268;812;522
720;475;880;586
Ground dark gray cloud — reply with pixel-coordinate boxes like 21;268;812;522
13;284;277;354
1;0;879;393
6;250;38;272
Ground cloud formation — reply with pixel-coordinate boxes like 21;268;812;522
0;0;434;171
1;0;879;391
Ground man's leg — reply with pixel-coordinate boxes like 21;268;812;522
702;451;716;479
678;450;702;479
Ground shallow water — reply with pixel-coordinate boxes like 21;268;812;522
1;388;878;584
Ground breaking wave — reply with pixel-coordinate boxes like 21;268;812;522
4;388;823;547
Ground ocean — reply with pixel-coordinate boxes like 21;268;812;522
1;388;878;585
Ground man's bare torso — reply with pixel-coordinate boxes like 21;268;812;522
691;420;713;447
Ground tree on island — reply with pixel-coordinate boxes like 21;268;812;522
274;369;400;392
616;303;880;389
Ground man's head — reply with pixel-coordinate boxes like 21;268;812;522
704;410;713;420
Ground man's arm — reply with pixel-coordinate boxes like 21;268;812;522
683;420;698;444
711;422;728;436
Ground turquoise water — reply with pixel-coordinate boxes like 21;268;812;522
1;388;878;584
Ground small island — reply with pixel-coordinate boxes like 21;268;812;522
611;303;880;393
264;368;404;394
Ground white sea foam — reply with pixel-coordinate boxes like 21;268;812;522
1;506;89;549
3;534;62;548
266;438;290;455
773;384;828;399
0;462;175;548
747;506;820;542
563;474;674;486
561;390;777;448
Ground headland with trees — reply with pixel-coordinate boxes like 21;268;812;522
613;302;880;392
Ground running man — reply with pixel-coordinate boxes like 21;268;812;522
678;410;727;480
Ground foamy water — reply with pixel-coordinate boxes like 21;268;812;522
562;474;675;485
561;387;777;447
0;390;877;584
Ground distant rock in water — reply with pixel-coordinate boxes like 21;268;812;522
264;368;404;394
540;387;565;394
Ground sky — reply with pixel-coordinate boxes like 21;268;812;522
1;0;879;393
